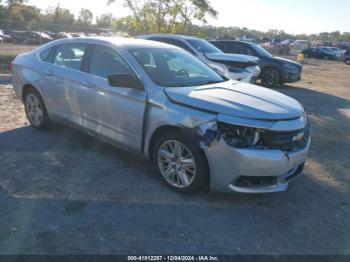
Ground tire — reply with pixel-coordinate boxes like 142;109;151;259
345;59;350;65
23;88;50;130
153;131;209;193
261;68;280;88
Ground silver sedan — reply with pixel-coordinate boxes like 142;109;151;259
11;37;310;194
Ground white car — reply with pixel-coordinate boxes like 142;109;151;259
138;34;261;83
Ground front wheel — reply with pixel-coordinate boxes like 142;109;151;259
24;88;50;129
153;132;209;193
261;68;280;88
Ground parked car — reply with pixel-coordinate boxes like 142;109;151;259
320;47;342;59
71;32;85;38
210;40;302;88
328;47;345;55
10;31;53;45
0;30;12;42
47;32;72;40
301;48;336;60
291;40;310;50
11;37;310;194
341;50;350;65
138;34;261;83
338;44;350;51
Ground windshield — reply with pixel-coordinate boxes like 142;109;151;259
186;38;223;54
250;43;273;58
128;47;226;87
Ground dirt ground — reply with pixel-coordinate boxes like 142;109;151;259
0;43;38;73
0;58;349;255
0;43;38;57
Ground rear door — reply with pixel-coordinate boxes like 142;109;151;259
43;43;91;122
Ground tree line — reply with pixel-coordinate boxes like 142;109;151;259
0;0;349;41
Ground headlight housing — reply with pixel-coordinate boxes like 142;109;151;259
227;66;245;73
218;122;262;148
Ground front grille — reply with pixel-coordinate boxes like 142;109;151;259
262;124;310;151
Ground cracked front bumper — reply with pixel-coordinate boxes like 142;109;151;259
204;137;310;193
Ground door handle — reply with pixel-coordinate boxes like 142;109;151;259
43;70;54;76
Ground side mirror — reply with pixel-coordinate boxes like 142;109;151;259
107;73;143;90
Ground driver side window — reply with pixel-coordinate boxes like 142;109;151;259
245;46;256;56
89;45;135;79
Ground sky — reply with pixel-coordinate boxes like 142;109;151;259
28;0;350;34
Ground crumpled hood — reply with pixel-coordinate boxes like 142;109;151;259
165;81;303;120
205;53;259;64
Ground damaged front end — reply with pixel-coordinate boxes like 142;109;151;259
196;114;311;193
204;53;261;83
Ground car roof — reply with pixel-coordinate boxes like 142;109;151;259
36;37;182;52
138;34;200;41
211;39;255;45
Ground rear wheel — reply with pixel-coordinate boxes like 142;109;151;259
261;68;280;88
24;88;50;130
153;131;209;193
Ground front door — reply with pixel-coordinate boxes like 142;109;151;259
77;44;147;152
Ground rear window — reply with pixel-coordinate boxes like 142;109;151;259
40;48;52;62
53;43;87;71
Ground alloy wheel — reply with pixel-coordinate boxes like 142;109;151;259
25;93;44;127
157;140;197;188
262;69;278;87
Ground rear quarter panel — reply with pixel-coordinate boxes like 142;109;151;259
12;52;50;109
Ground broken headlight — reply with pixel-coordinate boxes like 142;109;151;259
218;122;262;148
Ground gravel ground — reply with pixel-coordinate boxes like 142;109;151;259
0;59;349;255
